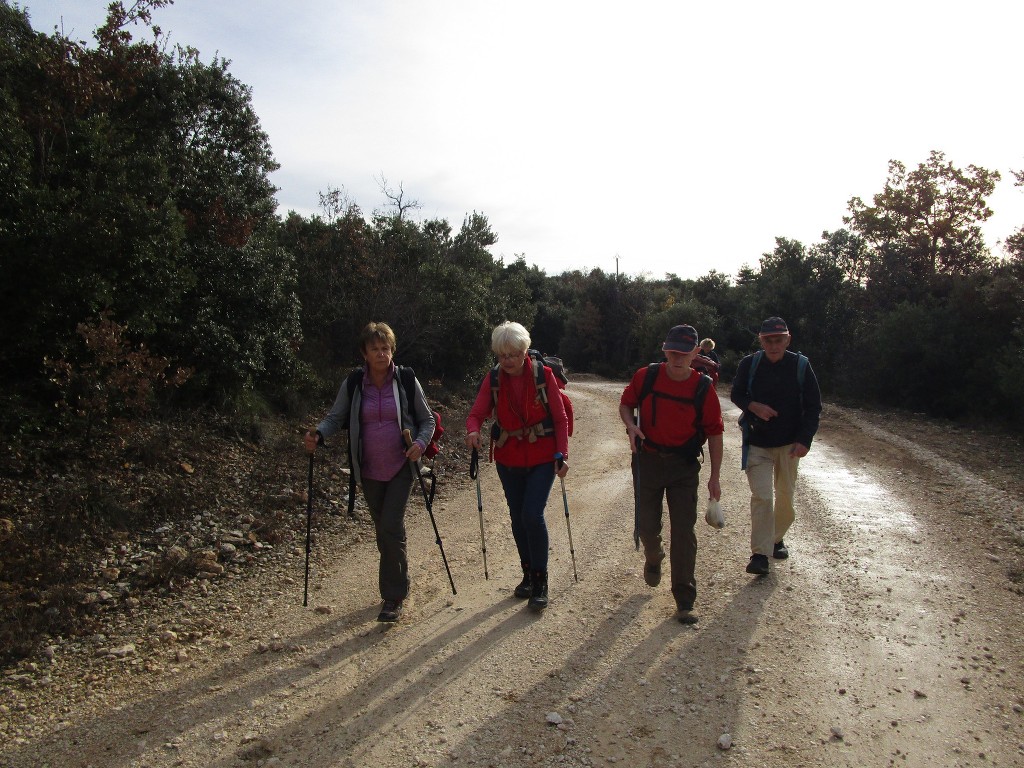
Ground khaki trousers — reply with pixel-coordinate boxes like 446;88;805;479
745;444;799;556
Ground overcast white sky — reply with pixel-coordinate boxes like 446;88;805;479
23;0;1024;279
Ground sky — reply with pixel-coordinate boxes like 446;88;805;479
21;0;1024;280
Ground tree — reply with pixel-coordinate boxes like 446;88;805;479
1;0;300;411
845;150;999;278
1005;168;1024;274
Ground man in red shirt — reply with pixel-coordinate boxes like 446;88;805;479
619;325;724;625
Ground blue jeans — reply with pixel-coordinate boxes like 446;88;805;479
496;461;555;573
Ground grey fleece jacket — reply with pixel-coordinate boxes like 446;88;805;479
316;364;435;488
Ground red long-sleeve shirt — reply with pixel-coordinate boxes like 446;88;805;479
467;363;569;466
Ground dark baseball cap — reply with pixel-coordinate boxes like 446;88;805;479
663;325;699;352
758;317;789;336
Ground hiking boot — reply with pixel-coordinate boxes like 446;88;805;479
773;540;789;559
377;599;403;623
528;571;548;611
513;567;532;599
676;609;699;625
643;553;665;587
745;554;770;575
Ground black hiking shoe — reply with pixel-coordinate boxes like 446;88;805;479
773;540;789;559
514;570;532;599
377;599;403;623
528;571;548;611
745;554;770;575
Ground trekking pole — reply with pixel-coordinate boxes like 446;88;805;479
303;452;314;607
404;430;457;595
470;448;489;579
554;453;578;582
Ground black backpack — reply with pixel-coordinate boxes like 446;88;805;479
634;362;713;461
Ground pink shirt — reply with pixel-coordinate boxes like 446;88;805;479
360;367;407;481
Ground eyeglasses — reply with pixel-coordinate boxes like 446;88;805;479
760;335;789;345
497;352;522;361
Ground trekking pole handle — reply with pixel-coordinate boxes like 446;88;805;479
402;429;418;458
555;452;565;471
470;448;479;479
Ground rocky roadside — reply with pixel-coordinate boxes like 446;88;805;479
0;409;474;749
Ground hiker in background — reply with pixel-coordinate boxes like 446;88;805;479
465;321;569;611
730;316;822;576
692;337;721;386
303;322;435;623
699;338;721;364
619;324;723;625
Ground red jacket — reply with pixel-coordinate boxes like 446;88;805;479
467;362;569;467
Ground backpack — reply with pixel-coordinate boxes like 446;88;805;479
634;362;713;461
488;349;574;444
738;350;808;469
344;366;444;515
690;353;720;386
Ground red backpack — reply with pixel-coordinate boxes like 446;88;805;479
691;354;720;386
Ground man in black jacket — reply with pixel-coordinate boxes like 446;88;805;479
730;317;822;575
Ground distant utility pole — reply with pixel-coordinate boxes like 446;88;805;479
615;255;620;280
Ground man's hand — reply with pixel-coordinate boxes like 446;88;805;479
790;442;809;458
624;423;644;454
748;401;778;421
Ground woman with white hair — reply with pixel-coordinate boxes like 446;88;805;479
465;321;570;611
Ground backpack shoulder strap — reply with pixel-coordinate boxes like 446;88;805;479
694;373;711;425
397;365;417;418
692;373;713;455
532;358;549;406
489;364;501;409
345;368;364;519
795;353;808;409
795;353;808;386
746;350;764;396
346;367;364;397
638;362;661;406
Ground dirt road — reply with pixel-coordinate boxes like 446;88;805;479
3;378;1023;768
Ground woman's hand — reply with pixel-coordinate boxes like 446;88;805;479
405;442;424;462
465;430;482;450
303;430;318;454
556;459;569;479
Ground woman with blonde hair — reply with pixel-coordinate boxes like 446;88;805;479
304;322;435;623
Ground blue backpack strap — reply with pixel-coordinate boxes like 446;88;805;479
746;350;763;397
740;351;763;471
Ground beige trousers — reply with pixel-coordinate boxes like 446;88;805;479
745;444;799;556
